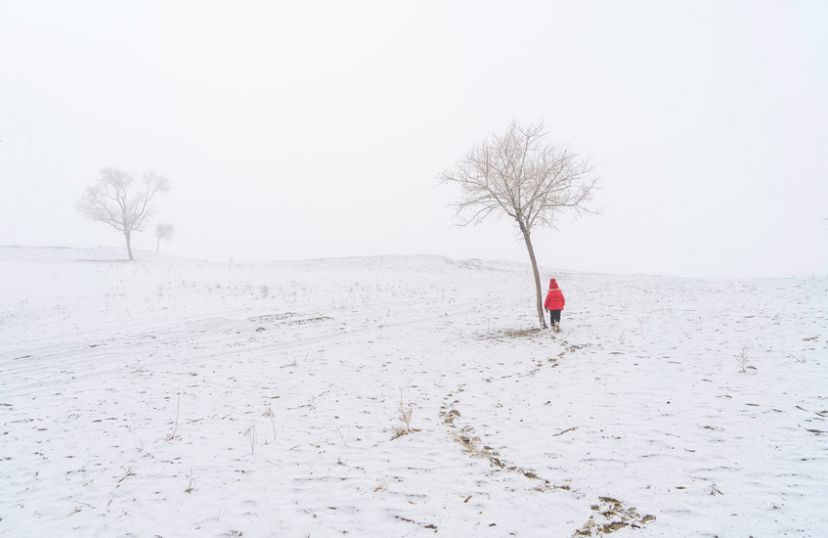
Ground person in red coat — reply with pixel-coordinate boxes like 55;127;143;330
543;278;566;332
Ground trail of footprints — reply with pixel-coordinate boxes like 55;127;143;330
439;339;656;537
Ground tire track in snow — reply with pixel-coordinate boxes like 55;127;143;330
1;297;519;397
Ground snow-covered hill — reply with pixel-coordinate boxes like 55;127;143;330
1;247;826;537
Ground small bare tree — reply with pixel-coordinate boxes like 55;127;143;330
77;168;170;260
155;224;174;254
441;121;597;328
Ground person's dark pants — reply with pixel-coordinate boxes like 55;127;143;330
549;309;561;326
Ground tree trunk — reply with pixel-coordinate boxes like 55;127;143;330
125;230;134;261
156;237;160;254
519;221;547;329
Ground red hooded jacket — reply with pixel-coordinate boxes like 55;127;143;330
543;279;565;310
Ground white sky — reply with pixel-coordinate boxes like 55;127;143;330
1;0;826;277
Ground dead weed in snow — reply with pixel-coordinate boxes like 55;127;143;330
391;389;420;440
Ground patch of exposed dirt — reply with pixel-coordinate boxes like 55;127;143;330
247;313;333;326
247;313;299;323
285;316;333;325
393;514;438;532
574;497;655;536
480;327;545;341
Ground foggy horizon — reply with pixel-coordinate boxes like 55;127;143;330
2;1;827;278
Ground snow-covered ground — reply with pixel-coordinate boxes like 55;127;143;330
1;246;826;537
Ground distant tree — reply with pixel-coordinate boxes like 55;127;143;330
441;121;598;328
155;224;174;254
77;168;170;261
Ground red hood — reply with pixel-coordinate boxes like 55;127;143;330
548;278;559;289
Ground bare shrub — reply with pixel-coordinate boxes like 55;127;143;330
735;346;756;373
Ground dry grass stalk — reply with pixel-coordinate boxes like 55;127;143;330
263;406;276;440
164;393;181;441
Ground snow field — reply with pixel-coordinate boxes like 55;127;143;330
1;247;826;537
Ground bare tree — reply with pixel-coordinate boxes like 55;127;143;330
155;223;175;254
441;121;597;328
77;168;171;260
